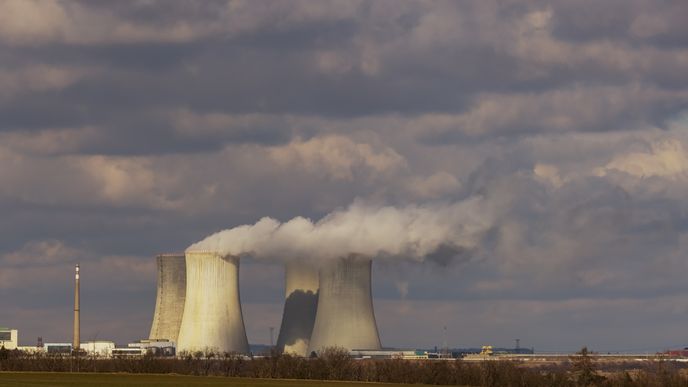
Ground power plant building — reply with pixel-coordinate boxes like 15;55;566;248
308;256;382;353
177;251;249;354
149;254;186;343
276;262;319;356
82;341;116;357
0;328;18;350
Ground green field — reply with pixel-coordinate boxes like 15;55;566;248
0;373;449;387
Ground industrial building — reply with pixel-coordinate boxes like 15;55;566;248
129;339;176;356
81;341;116;357
308;256;382;354
149;254;186;343
349;350;434;360
112;347;144;358
176;251;250;354
276;262;319;356
0;327;18;350
45;343;72;355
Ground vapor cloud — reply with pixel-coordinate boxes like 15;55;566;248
188;198;492;264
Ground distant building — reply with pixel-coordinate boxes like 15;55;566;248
128;339;176;357
0;327;18;350
82;341;116;357
111;347;144;358
349;350;436;360
44;343;72;355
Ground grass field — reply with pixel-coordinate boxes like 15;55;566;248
0;372;449;387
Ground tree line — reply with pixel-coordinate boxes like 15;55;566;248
1;346;687;386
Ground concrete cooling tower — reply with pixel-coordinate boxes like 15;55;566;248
176;251;249;354
308;256;382;354
149;254;186;343
276;262;319;356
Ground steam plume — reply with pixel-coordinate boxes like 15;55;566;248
188;197;492;264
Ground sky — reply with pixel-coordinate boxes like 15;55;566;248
1;0;688;353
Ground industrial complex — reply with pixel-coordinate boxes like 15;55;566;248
5;251;684;363
1;251;387;358
145;251;385;356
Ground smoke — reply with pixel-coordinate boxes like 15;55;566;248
188;197;493;264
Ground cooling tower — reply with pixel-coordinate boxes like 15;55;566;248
176;251;249;354
149;254;186;343
276;262;319;356
308;256;381;354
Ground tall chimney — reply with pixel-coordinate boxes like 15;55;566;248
73;264;80;353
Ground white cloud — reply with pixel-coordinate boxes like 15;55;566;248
598;138;688;179
76;155;194;210
268;135;406;180
533;163;563;188
0;0;69;45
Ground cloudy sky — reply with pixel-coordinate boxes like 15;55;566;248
1;0;688;352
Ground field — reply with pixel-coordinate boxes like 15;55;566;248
0;372;450;387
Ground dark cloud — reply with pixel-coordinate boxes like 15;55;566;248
550;0;688;48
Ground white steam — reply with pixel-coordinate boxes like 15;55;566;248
187;198;493;263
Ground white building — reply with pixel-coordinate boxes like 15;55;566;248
111;347;143;358
128;339;176;357
0;327;18;350
82;341;116;357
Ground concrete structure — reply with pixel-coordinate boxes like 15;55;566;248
45;343;72;355
73;264;80;353
349;349;431;359
177;251;249;354
149;254;186;343
308;256;381;354
112;347;143;358
82;341;116;357
129;339;176;357
0;328;18;350
276;262;319;356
